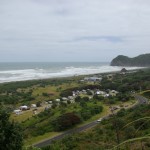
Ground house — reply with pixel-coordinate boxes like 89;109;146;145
55;99;60;102
31;104;37;108
14;109;22;115
20;105;28;110
62;97;68;101
96;90;106;95
104;94;110;97
72;91;76;97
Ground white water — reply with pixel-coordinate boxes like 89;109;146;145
0;62;141;83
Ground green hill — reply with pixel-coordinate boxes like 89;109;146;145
111;53;150;67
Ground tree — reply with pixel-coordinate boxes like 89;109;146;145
75;96;81;102
52;112;81;131
36;101;41;107
0;109;23;150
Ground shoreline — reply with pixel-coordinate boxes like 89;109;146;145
0;67;146;85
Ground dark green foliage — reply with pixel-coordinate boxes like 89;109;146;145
117;108;126;117
42;93;49;97
93;95;104;101
46;104;150;150
82;96;89;101
87;91;93;95
101;69;150;94
36;101;42;107
51;112;81;131
142;91;150;99
111;53;150;67
79;101;87;107
80;105;103;120
124;126;136;139
0;109;23;150
75;96;82;102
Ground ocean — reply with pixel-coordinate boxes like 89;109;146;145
0;62;140;83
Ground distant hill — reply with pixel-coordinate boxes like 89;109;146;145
110;53;150;67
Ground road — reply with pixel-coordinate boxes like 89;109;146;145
34;94;148;148
34;120;100;148
134;94;149;105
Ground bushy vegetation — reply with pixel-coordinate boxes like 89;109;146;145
51;112;81;131
22;100;103;138
142;91;150;99
0;108;23;150
41;104;150;150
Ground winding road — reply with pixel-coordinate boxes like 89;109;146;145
34;94;149;148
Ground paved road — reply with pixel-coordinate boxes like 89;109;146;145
134;94;149;105
34;94;148;148
34;121;100;148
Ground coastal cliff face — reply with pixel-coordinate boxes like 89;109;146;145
110;53;150;67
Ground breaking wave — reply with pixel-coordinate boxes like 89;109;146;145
0;63;141;83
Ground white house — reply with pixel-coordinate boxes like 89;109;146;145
31;104;37;108
62;97;68;101
96;90;106;95
55;99;60;102
104;94;110;97
14;109;22;115
20;105;28;110
48;101;53;104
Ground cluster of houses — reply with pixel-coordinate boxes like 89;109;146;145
96;90;119;97
13;69;137;117
72;89;118;98
43;88;119;110
13;74;119;115
45;95;76;109
14;104;37;115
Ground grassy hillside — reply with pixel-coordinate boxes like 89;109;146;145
41;104;150;150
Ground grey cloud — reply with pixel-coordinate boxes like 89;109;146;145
0;0;150;62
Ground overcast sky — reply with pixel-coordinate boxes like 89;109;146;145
0;0;150;62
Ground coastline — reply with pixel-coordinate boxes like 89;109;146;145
0;67;146;85
0;61;145;84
